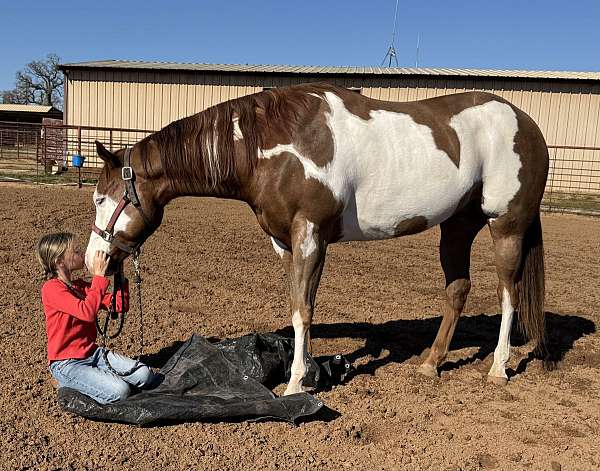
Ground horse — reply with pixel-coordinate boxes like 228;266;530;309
86;82;549;396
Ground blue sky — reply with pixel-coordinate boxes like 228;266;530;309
1;0;598;91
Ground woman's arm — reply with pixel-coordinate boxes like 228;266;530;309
43;276;110;322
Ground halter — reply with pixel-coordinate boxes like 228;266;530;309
91;147;153;255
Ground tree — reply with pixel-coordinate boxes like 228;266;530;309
1;53;64;109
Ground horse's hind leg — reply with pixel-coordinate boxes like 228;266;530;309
418;207;486;377
281;218;327;396
486;224;523;385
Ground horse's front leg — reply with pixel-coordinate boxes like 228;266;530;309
279;219;326;396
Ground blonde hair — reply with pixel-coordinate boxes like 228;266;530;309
36;232;75;280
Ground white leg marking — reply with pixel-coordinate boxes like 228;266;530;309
300;220;317;259
270;237;287;258
284;310;308;396
489;288;514;379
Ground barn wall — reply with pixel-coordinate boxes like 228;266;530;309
65;69;600;193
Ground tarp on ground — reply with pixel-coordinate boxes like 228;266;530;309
57;333;351;426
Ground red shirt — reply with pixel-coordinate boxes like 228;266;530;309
41;276;129;363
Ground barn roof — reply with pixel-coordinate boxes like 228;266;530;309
60;60;600;82
0;104;58;113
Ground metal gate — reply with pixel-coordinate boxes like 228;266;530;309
0;121;153;185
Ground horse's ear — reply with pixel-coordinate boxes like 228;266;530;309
95;141;121;168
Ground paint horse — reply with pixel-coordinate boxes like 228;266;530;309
86;83;548;395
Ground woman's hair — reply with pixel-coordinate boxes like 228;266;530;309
36;232;75;280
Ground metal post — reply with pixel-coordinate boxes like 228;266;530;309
547;147;557;212
109;129;113;151
43;125;47;175
77;126;82;188
35;131;39;183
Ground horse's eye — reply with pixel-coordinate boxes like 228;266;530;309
95;197;105;206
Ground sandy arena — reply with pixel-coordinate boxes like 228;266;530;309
1;182;599;470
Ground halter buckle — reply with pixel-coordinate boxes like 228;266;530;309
122;166;133;181
101;231;114;243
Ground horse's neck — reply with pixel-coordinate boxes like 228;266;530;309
167;175;247;202
156;131;253;203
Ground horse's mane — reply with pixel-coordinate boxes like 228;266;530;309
140;82;337;193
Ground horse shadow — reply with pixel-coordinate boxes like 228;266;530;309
276;311;595;381
139;335;244;369
140;341;185;369
130;312;594;425
140;312;594;383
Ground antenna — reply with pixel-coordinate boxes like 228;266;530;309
415;33;420;68
381;0;400;67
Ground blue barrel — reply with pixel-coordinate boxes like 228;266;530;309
72;154;85;168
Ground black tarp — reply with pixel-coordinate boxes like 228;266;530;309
57;333;351;426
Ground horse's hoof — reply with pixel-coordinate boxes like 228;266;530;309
283;384;305;396
487;374;508;386
417;364;438;378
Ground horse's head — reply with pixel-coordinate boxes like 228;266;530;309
85;140;166;275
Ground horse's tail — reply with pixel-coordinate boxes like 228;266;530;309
517;212;546;357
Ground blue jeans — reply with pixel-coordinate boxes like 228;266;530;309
50;347;156;404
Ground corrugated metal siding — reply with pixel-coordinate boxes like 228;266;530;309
67;69;273;130
64;69;600;143
64;69;600;192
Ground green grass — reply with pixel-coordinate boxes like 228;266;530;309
0;145;38;159
0;170;95;185
542;191;600;215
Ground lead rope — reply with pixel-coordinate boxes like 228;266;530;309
98;251;145;377
133;250;144;358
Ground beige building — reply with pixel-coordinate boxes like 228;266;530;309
59;60;600;195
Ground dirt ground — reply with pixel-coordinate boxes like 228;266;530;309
1;182;599;471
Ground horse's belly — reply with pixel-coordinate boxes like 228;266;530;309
339;180;467;242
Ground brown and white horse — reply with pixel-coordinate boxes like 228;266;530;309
86;83;548;395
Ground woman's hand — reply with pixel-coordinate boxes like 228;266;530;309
90;250;110;277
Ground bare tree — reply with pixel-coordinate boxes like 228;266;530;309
1;87;34;105
1;54;64;109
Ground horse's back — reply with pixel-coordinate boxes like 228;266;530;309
303;86;548;241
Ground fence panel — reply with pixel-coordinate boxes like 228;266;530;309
0;122;41;178
0;121;152;185
1;120;599;214
543;145;600;215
